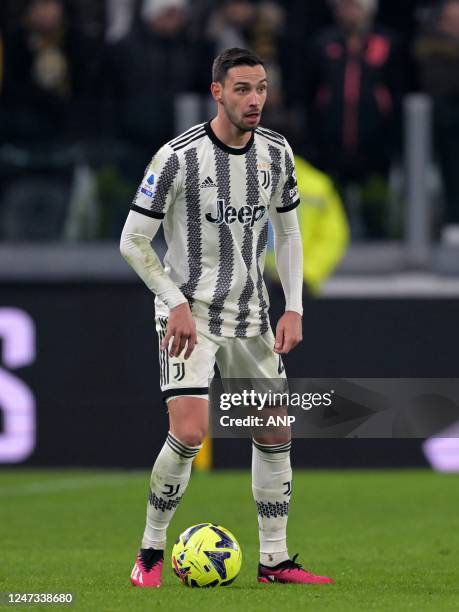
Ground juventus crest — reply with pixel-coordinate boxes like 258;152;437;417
173;362;185;381
259;169;271;189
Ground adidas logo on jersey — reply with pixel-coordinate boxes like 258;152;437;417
206;198;267;228
200;176;216;189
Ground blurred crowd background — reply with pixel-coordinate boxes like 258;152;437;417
2;1;459;472
1;0;459;257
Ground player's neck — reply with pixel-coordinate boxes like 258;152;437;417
210;116;252;148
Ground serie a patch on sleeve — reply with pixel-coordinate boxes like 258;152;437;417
139;172;157;200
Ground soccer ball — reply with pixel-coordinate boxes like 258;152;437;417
171;523;242;587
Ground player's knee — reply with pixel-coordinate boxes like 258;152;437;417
253;431;291;446
178;428;207;448
168;396;208;446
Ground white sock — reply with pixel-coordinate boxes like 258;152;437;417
252;439;292;567
141;432;202;550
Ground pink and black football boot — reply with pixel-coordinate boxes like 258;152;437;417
258;554;333;585
130;548;164;588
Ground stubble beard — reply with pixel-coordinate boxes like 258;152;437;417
224;103;260;133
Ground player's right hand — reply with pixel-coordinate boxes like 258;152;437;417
161;302;197;359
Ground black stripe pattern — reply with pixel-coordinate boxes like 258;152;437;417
158;317;169;387
171;130;206;152
235;143;259;337
179;148;202;307
169;123;205;148
279;149;299;212
268;145;282;200
148;490;183;512
149;152;180;216
208;145;234;336
253;144;283;335
255;127;286;148
166;432;202;459
253;439;292;454
259;126;285;142
255;221;269;334
256;500;290;519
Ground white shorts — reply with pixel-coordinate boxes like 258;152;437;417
156;316;286;403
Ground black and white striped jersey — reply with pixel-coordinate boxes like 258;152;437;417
131;121;300;338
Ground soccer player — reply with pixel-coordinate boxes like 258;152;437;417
120;47;333;587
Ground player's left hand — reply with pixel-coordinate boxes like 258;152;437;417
274;311;303;354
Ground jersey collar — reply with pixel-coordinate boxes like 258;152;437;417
205;121;255;155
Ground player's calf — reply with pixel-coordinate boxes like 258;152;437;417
129;431;202;587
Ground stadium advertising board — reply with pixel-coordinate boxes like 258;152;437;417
2;285;459;467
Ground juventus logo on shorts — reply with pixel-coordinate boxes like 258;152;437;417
260;169;271;189
283;481;292;496
173;362;185;381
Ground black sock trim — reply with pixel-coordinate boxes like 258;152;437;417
253;439;292;448
253;440;291;453
167;439;200;459
167;433;201;458
167;432;201;453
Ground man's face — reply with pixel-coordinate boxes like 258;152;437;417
216;64;268;132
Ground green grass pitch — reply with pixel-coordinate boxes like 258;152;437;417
0;469;458;611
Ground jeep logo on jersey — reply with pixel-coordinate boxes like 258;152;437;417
206;199;267;227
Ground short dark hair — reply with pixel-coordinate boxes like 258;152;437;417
212;48;265;83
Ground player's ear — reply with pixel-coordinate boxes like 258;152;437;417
211;81;223;103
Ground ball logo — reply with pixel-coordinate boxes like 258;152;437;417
206;199;266;228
